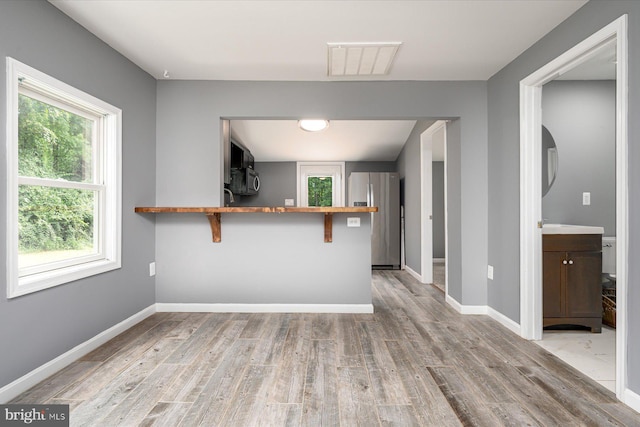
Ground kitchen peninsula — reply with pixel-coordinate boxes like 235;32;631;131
136;206;378;313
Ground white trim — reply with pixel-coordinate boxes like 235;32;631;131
445;295;487;315
5;58;122;299
613;16;629;401
420;120;447;287
443;122;449;296
403;265;423;283
487;307;522;336
0;305;155;404
420;127;433;284
445;299;521;335
296;161;346;207
519;79;543;341
17;176;104;191
623;388;640;414
519;15;628;400
156;303;374;314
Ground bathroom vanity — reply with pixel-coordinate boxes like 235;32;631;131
542;225;603;333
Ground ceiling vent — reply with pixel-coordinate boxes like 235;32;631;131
327;42;401;77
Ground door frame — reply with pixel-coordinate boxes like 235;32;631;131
420;120;448;287
519;15;628;399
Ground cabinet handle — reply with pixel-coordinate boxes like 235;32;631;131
563;260;568;265
568;260;574;265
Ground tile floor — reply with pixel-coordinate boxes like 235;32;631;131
535;326;616;392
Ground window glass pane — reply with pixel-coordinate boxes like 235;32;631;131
18;185;97;270
18;93;94;182
307;176;333;207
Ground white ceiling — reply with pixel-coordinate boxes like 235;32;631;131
49;0;587;81
231;120;431;162
49;0;587;162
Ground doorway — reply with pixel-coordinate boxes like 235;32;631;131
519;16;627;398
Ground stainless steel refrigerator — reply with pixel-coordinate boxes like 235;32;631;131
348;172;400;269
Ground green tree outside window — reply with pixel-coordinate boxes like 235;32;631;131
307;176;333;207
18;94;95;260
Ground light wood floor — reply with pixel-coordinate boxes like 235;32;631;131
12;270;640;426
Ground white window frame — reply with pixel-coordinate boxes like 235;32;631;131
6;58;122;298
297;162;345;207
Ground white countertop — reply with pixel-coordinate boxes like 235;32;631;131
542;224;604;235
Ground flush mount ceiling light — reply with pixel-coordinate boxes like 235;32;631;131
327;42;402;77
298;119;330;132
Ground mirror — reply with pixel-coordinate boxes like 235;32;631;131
541;125;558;197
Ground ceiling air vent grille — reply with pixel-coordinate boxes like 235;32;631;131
327;42;401;77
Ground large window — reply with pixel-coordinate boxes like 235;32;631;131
6;58;122;298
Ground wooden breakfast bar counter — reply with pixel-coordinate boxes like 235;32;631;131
135;206;378;243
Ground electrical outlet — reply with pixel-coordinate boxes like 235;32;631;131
149;262;156;277
347;217;360;227
487;265;494;280
582;192;591;205
285;198;294;206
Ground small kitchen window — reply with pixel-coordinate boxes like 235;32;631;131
297;162;345;207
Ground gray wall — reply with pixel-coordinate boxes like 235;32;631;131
156;213;372;304
487;0;640;393
0;1;156;389
444;120;462;302
396;120;434;275
234;162;297;207
156;81;488;307
234;160;396;207
346;161;396;174
542;80;616;236
395;128;448;270
433;162;446;258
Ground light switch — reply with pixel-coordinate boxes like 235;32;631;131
582;192;591;206
487;265;494;280
149;262;156;277
285;198;294;206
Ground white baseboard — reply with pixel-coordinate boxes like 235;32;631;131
445;294;462;312
0;305;156;404
403;265;424;283
445;297;521;335
156;303;374;314
487;307;521;335
623;387;640;413
445;295;487;315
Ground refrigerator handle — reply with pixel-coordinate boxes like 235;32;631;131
369;183;375;236
369;184;374;207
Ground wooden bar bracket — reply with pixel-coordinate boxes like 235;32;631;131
206;213;221;242
324;213;333;243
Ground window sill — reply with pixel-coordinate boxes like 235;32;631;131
8;258;121;299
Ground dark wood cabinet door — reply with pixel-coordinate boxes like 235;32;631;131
565;251;602;318
543;251;565;318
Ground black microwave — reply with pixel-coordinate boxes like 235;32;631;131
230;168;260;196
230;139;254;169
